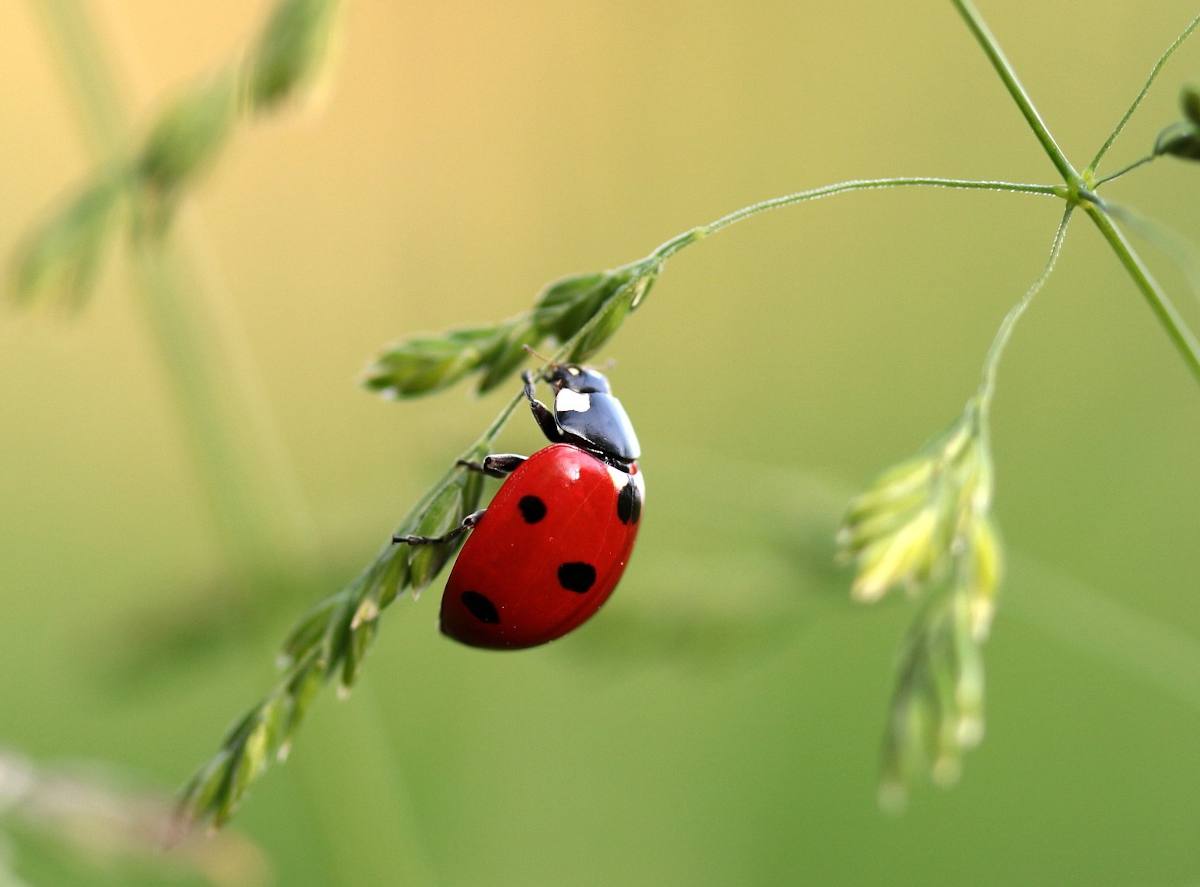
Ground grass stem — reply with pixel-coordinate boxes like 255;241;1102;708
977;207;1074;408
652;177;1060;261
950;0;1078;184
1094;154;1156;187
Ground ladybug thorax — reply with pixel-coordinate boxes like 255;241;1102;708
552;386;641;466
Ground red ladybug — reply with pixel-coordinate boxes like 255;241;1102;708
393;364;644;649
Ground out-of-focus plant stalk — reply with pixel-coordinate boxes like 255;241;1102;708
34;0;312;575
35;4;439;880
0;748;268;887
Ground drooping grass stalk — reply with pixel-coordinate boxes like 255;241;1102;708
1089;11;1200;173
33;0;312;573
1102;200;1200;302
842;209;1072;801
370;175;1062;425
845;2;1200;800
650;177;1061;261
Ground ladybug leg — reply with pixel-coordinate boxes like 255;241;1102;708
455;453;526;478
522;370;569;445
392;509;486;546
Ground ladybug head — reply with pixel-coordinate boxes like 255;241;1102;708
541;362;639;467
544;364;612;395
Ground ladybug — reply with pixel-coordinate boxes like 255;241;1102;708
393;363;645;649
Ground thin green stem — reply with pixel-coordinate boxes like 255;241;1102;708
1095;154;1156;187
650;177;1060;262
128;237;275;564
1089;12;1200;172
469;178;1059;453
1084;204;1200;385
36;0;126;156
951;0;1078;184
978;206;1074;408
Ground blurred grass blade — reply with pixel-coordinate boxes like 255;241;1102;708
1103;201;1200;304
135;73;239;231
1183;84;1200;127
0;748;267;884
13;0;343;308
1152;86;1200;160
1153;120;1200;159
247;0;340;111
11;175;124;309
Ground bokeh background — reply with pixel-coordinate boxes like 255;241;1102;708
3;1;1200;884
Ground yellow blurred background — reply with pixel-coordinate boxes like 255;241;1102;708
3;1;1200;884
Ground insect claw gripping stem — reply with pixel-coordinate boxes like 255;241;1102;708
522;370;568;444
392;510;486;546
521;369;538;394
456;454;527;478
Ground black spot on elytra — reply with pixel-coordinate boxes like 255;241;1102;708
518;495;547;524
616;478;642;524
557;562;596;593
461;590;500;624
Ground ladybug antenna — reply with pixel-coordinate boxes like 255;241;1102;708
521;343;559;367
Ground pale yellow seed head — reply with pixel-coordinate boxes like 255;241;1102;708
851;507;941;602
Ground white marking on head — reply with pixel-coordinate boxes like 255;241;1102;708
556;389;591;413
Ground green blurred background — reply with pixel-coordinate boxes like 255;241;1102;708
3;1;1200;884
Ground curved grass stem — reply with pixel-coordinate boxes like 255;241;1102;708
651;177;1060;261
978;206;1074;409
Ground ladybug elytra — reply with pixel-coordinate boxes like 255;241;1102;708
393;363;644;649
